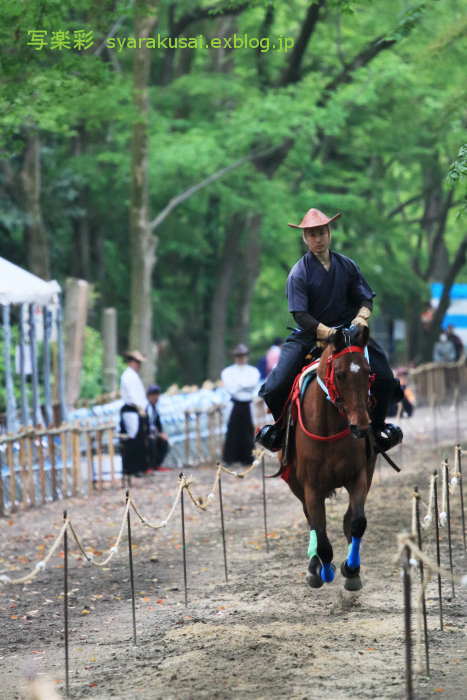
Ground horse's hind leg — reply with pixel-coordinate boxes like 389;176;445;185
305;489;335;588
341;472;368;591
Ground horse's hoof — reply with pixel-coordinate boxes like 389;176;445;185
340;561;363;591
306;572;324;588
344;576;362;591
307;556;324;588
320;563;336;583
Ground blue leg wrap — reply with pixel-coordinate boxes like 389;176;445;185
320;562;335;583
347;536;361;569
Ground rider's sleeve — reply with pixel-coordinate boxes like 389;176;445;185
348;260;375;308
287;268;309;312
292;311;319;333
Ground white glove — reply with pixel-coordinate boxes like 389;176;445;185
316;323;336;341
351;306;372;328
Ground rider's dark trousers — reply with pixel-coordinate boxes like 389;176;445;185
259;330;398;426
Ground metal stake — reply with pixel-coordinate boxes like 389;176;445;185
402;544;413;700
433;470;443;630
414;486;430;675
126;490;137;644
444;461;455;599
261;455;269;552
218;473;228;582
63;510;70;697
456;445;466;551
180;474;188;606
454;390;460;444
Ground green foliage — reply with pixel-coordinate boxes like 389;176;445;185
2;0;467;388
79;326;104;399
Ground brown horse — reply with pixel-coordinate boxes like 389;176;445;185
287;325;376;590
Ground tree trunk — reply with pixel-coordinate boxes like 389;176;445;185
207;215;242;379
234;214;262;344
71;129;91;280
420;155;451;281
64;278;89;407
129;3;158;385
21;129;50;279
420;235;467;362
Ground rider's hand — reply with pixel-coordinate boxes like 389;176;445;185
351;306;371;328
316;323;336;341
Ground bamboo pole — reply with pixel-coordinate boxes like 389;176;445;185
184;411;190;467
18;436;27;508
6;440;16;512
26;431;35;507
86;429;93;496
96;429;103;488
49;433;57;500
72;430;80;496
37;436;46;504
0;450;4;517
195;411;201;466
61;427;68;498
108;427;115;485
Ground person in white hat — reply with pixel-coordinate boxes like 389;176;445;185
221;344;260;466
119;350;148;477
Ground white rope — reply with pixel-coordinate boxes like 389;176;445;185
219;451;263;479
130;478;185;528
0;519;69;585
67;499;130;567
395;533;457;582
450;446;461;494
439;461;448;527
422;474;436;529
411;491;418;538
414;567;432;675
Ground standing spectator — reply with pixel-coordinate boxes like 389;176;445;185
265;337;283;376
446;324;464;361
433;332;456;363
221;344;260;466
119;350;148;478
146;384;170;472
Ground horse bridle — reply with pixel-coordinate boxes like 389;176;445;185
295;344;375;443
323;345;375;408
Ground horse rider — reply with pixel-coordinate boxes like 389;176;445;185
256;208;402;453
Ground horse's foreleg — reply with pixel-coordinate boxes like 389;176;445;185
305;489;335;587
341;472;368;590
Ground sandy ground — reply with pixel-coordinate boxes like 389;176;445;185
0;404;466;700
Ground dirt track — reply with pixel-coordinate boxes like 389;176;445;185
0;405;466;700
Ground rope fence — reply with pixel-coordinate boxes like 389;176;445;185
397;443;467;700
1;436;466;699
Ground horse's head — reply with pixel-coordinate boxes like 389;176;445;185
322;325;372;438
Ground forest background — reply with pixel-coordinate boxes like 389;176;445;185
1;0;466;398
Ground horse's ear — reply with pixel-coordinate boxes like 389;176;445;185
332;328;346;352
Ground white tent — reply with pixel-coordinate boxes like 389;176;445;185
0;257;65;432
0;257;61;306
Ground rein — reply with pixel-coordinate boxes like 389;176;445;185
296;345;373;443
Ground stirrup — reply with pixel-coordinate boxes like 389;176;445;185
373;423;403;452
255;425;283;452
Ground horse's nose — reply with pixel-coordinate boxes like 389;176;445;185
350;425;368;439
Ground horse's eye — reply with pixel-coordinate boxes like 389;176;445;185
336;371;346;381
